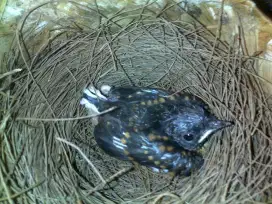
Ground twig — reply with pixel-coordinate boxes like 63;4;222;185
124;184;171;203
0;69;22;80
206;0;225;73
15;106;117;121
87;167;133;195
152;192;180;204
0;167;14;204
0;114;10;134
56;137;106;184
0;179;46;202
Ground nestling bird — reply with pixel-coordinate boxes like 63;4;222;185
80;85;233;174
95;116;204;175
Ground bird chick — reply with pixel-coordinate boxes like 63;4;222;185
80;85;233;151
94;116;204;175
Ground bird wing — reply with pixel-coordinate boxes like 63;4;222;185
105;87;175;130
94;117;202;174
108;87;169;101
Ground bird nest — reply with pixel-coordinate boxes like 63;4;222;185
1;1;272;203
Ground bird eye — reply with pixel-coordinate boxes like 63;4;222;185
183;134;194;141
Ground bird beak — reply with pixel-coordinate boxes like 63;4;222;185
198;120;234;144
210;120;234;130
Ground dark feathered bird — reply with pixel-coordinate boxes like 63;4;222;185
94;116;204;175
80;85;232;174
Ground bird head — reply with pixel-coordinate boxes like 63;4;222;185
162;104;233;151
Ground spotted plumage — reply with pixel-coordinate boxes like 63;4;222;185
94;116;203;175
80;84;233;174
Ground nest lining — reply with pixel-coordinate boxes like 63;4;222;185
1;2;272;204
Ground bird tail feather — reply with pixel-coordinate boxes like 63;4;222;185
80;85;108;114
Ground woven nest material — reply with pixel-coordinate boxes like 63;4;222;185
1;2;272;203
